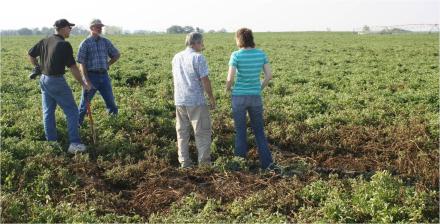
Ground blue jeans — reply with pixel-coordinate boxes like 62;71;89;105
232;95;273;168
78;72;118;125
40;75;81;143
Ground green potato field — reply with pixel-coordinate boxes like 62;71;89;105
1;32;439;222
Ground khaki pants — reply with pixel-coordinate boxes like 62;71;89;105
176;105;212;167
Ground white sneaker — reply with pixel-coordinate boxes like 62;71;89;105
68;143;87;154
180;161;193;169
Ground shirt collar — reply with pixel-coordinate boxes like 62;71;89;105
186;47;196;52
89;35;101;41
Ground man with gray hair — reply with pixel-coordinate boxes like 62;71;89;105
77;19;120;126
172;32;216;168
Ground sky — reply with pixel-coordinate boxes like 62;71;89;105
0;0;438;32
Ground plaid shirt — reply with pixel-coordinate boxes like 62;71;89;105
77;36;119;71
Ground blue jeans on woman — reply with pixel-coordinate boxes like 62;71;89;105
40;75;81;143
232;95;273;168
78;72;118;125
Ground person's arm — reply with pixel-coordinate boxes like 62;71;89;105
27;41;43;79
28;55;39;67
28;40;42;67
108;53;120;68
107;40;120;68
201;76;216;110
261;63;273;90
65;42;90;90
79;63;94;89
70;64;91;91
79;63;88;77
196;54;215;109
77;41;93;85
226;66;236;92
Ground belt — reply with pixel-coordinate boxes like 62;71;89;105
43;74;64;77
88;69;107;74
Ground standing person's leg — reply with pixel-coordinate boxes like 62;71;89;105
78;74;99;125
232;96;248;158
176;106;192;167
40;76;58;141
188;105;212;165
98;73;118;115
52;77;81;144
248;96;273;169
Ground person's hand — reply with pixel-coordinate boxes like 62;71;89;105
225;87;232;99
29;65;42;79
82;80;92;91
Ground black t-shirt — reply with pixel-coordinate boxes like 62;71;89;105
28;34;76;75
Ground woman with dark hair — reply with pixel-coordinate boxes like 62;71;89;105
226;28;278;170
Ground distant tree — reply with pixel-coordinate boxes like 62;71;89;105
217;28;227;33
41;27;53;35
1;25;123;36
32;28;42;35
166;25;206;34
17;28;33;35
133;30;148;35
208;29;215;33
0;30;18;36
71;26;89;35
132;30;159;35
104;25;123;35
183;26;194;33
362;25;370;33
167;25;184;34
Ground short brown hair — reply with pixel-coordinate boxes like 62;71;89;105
235;28;255;48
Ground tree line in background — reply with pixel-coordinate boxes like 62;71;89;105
165;25;227;34
1;26;91;36
1;25;228;36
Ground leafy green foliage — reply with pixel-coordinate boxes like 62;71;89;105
296;171;439;223
213;156;249;172
1;33;438;222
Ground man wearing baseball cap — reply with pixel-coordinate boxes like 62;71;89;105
28;19;92;153
77;19;121;126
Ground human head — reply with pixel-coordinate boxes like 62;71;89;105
90;19;105;36
54;19;75;38
235;28;255;48
185;32;204;52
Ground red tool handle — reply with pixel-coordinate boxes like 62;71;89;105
86;95;96;144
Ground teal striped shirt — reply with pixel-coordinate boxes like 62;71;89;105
229;48;269;96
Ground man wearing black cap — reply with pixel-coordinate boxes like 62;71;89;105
77;19;120;126
28;19;92;153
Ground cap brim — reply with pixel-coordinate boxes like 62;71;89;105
69;23;75;26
